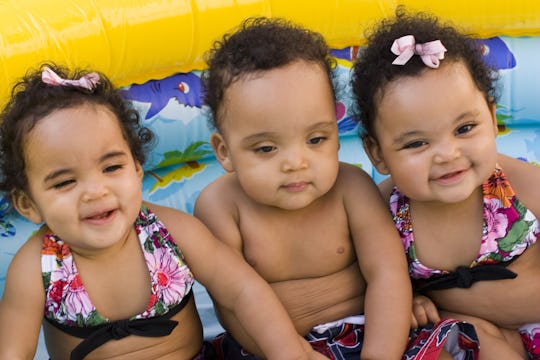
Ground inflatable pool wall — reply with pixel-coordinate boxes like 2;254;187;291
1;0;540;343
2;0;540;107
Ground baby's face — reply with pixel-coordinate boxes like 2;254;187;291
212;60;340;210
367;60;498;204
15;103;144;252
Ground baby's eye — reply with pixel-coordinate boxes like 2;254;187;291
53;179;75;189
402;140;426;149
307;136;326;145
104;164;123;173
456;124;475;135
254;145;275;153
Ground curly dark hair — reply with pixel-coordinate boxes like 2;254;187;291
202;16;336;131
0;63;154;194
351;8;499;140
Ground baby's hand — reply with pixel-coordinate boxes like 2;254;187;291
411;294;440;329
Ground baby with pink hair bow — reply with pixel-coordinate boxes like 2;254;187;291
0;63;327;360
352;8;540;360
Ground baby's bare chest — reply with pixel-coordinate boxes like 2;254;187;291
239;207;356;282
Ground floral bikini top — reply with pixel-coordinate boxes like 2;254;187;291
41;205;194;360
390;166;540;292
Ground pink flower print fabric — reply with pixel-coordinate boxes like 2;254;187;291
390;166;539;279
42;205;194;326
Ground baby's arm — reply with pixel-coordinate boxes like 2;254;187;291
153;202;325;360
0;235;45;359
341;164;412;359
193;182;263;353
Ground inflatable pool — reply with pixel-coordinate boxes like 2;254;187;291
1;1;540;358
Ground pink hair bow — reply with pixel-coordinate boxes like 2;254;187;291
391;35;447;69
42;66;100;91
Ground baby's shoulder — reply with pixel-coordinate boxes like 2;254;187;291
335;162;379;192
3;226;44;296
499;155;540;183
334;162;392;214
145;201;211;243
199;172;242;198
498;154;540;216
337;162;373;181
145;201;193;226
196;172;245;213
15;226;47;261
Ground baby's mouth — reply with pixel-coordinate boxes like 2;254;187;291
85;209;115;221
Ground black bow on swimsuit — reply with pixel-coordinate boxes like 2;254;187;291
415;264;518;292
70;316;179;359
46;290;192;360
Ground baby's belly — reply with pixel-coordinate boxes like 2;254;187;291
44;299;203;359
429;243;540;328
271;262;366;334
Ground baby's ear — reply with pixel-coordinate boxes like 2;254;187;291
210;132;234;172
363;136;390;175
11;190;43;224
